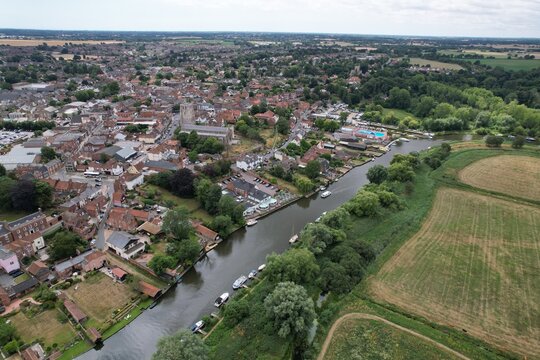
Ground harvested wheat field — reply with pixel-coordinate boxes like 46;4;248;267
458;155;540;201
370;188;540;358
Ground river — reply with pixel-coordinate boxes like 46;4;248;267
78;139;438;360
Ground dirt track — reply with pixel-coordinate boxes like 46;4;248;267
317;313;470;360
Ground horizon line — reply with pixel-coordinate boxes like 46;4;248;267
1;28;540;41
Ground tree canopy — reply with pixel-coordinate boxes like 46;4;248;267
152;329;209;360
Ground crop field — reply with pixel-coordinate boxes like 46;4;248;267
408;57;463;70
0;39;123;46
458;155;540;201
462;58;540;71
65;272;135;325
370;187;540;357
11;309;76;348
322;315;460;360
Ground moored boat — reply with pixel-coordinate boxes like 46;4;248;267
214;292;230;307
321;190;332;198
246;219;258;226
232;275;248;290
289;234;299;244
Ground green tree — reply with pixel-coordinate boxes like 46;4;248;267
169;169;195;197
321;208;350;229
387;163;415;182
304;160;321;179
346;190;381;217
47;230;86;261
196;179;222;215
266;248;319;284
40;146;57;163
293;175;314;194
276;117;289;135
222;298;250;328
0;164;6;177
366;165;388;184
148;255;176;275
511;136;525;149
0;177;15;210
167;237;200;267
300;223;345;255
485;135;504;148
35;180;53;208
264;282;315;339
152;329;209;360
162;207;192;241
0;319;16;346
210;215;233;237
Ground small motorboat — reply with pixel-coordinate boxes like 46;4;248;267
321;191;332;198
248;270;257;279
214;292;230;307
246;219;258;226
258;264;266;272
190;320;205;333
319;185;327;191
232;275;248;290
289;234;299;244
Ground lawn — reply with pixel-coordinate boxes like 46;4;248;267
0;210;31;222
382;108;420;122
64;272;136;327
105;252;167;289
322;317;459;360
10;309;76;348
141;184;200;212
260;128;286;149
462;58;540;71
458;155;540;201
370;187;540;358
408;57;464;70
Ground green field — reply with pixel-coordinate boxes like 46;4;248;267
462;58;540;71
408;57;464;70
323;316;459;360
370;187;540;358
382;108;420;122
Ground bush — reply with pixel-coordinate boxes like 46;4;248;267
485;135;504;147
223;298;250;328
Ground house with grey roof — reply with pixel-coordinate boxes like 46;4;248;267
105;231;145;260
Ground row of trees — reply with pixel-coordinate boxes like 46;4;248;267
0;174;53;212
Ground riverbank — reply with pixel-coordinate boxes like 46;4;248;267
77;139;438;360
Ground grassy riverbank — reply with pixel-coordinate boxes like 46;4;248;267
205;145;538;360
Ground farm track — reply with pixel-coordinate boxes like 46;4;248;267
317;313;470;360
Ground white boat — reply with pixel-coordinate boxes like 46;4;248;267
246;219;258;226
399;137;410;142
214;292;230;307
321;191;332;198
319;185;327;191
258;264;266;272
289;234;299;244
191;320;205;333
248;270;257;279
232;275;247;290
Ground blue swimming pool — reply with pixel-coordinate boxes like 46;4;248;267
358;129;385;138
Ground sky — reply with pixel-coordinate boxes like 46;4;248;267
2;0;540;38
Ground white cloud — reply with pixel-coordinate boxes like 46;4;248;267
1;0;539;37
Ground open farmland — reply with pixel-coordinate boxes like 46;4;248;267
408;57;464;70
321;314;462;360
462;58;540;71
370;188;540;358
459;155;540;201
0;39;123;46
